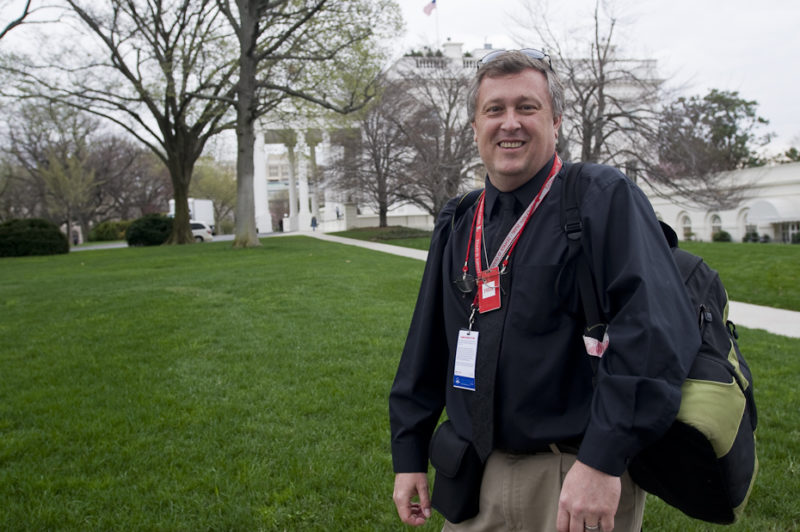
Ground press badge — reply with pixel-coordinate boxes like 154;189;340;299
477;268;501;313
453;329;478;391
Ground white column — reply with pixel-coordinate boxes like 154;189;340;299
308;136;320;224
297;132;312;232
286;142;299;232
253;129;272;233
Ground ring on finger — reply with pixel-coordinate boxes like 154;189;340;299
584;524;600;531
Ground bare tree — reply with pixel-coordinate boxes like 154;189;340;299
326;80;413;227
88;137;173;222
391;56;478;217
516;0;770;210
517;0;663;168
0;0;32;41
215;0;401;247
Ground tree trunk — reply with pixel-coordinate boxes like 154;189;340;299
232;4;260;248
379;201;388;227
166;159;194;244
66;208;73;248
232;105;260;247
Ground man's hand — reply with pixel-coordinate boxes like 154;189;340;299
556;460;620;532
393;472;432;526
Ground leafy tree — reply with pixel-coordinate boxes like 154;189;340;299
6;1;400;245
776;146;800;164
190;156;236;233
653;89;773;208
8;0;239;244
2;102;98;231
215;0;402;247
658;89;772;172
40;152;95;246
1;101;172;229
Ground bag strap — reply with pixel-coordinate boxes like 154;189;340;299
451;188;484;231
560;162;606;375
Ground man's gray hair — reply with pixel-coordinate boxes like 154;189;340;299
467;51;565;123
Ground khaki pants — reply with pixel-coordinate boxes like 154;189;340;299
443;450;645;532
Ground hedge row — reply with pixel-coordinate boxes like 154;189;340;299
0;218;69;257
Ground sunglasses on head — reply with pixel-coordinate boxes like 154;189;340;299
477;48;553;70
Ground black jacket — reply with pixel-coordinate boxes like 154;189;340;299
389;159;701;476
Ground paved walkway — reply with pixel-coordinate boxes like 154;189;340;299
309;233;800;339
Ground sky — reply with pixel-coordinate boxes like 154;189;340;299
397;0;800;154
3;0;797;156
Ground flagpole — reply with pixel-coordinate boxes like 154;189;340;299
435;5;440;49
423;0;439;48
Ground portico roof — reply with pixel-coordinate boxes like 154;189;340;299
747;197;800;223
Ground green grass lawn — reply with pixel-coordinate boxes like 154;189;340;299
335;228;800;312
331;226;433;251
681;241;800;312
1;236;798;530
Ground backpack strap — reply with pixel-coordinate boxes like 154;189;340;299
561;163;607;338
560;162;607;376
451;188;484;231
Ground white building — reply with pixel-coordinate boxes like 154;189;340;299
250;43;800;241
642;162;800;243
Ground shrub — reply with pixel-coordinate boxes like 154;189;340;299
89;220;131;242
125;214;172;246
712;230;732;242
0;218;69;257
743;231;759;243
792;232;800;244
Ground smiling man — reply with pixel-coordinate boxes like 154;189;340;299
389;50;700;531
471;66;561;191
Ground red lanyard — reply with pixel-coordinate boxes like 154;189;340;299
462;155;563;278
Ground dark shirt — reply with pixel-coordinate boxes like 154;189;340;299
389;158;701;476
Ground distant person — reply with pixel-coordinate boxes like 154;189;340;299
311;216;318;231
389;49;700;531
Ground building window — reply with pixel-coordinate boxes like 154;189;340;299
681;215;693;240
786;222;800;244
269;165;279;177
742;209;758;242
711;214;722;235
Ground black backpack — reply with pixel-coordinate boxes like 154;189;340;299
561;162;759;524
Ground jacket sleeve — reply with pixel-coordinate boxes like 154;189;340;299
575;169;701;476
389;198;459;473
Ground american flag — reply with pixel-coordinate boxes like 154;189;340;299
423;0;436;16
